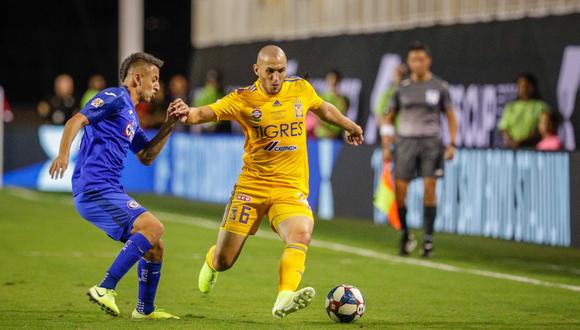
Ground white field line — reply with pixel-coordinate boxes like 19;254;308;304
155;211;580;293
6;189;580;293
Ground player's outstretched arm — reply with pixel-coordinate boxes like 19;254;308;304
134;100;184;165
169;98;217;125
49;113;89;179
311;101;364;146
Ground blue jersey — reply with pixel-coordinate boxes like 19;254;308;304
72;86;149;196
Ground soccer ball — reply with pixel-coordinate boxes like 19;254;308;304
325;285;365;323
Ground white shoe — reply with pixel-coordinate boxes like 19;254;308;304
272;287;316;319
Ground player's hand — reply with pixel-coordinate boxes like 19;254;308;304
49;154;69;179
167;99;190;123
445;145;456;160
383;147;393;162
345;124;364;146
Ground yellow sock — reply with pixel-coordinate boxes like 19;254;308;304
278;243;308;292
206;245;217;271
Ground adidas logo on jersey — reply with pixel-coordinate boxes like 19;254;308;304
273;100;282;106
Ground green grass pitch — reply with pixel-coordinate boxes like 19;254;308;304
1;188;580;329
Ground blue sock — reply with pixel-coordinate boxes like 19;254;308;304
136;259;162;315
99;233;152;290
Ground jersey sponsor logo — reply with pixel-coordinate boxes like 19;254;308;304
273;100;282;107
263;140;298;152
294;98;304;118
124;122;135;141
104;91;117;97
236;194;252;202
252;121;304;139
127;200;141;209
425;89;441;105
91;98;104;108
251;108;262;122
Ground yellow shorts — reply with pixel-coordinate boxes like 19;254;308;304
219;182;314;237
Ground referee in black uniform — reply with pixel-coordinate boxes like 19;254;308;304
381;42;458;257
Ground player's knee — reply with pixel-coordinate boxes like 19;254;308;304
150;220;165;239
141;220;164;245
144;241;164;262
423;184;437;206
289;230;311;246
424;194;436;206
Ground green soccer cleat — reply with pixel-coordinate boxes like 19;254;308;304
272;287;316;319
87;286;120;316
198;261;218;294
131;308;180;319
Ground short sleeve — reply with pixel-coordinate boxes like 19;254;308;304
440;84;452;111
129;126;150;154
303;80;324;110
388;88;400;113
80;90;122;124
208;91;244;121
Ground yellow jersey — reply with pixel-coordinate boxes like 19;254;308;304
209;77;324;195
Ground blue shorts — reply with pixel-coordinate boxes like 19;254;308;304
74;188;148;242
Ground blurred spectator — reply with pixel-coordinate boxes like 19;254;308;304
80;74;106;107
193;69;231;133
37;74;77;125
135;81;168;129
536;110;563;151
375;63;409;130
314;70;349;139
498;73;548;148
168;74;191;104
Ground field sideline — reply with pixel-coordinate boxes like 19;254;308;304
1;188;579;329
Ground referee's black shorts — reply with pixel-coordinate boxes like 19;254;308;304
394;137;444;181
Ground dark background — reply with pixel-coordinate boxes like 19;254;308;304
0;0;190;105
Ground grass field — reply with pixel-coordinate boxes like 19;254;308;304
1;187;580;329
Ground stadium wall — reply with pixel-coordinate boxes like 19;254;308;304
3;127;577;247
190;14;580;150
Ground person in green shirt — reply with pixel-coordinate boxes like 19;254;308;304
374;63;408;131
193;69;231;133
316;70;349;139
80;74;106;107
498;73;548;148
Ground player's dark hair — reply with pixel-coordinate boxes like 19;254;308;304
408;41;432;57
119;52;164;81
516;72;541;100
544;110;563;135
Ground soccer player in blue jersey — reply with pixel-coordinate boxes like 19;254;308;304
49;53;180;319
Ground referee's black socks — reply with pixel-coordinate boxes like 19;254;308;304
398;206;408;238
423;206;436;243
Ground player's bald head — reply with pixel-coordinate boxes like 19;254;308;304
256;45;287;65
253;45;287;95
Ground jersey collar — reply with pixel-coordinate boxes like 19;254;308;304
121;86;137;112
254;79;289;98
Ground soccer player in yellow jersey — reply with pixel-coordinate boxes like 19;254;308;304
170;45;364;318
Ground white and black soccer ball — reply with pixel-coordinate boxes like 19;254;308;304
325;284;365;323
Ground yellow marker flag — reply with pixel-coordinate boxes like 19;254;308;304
373;161;401;230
